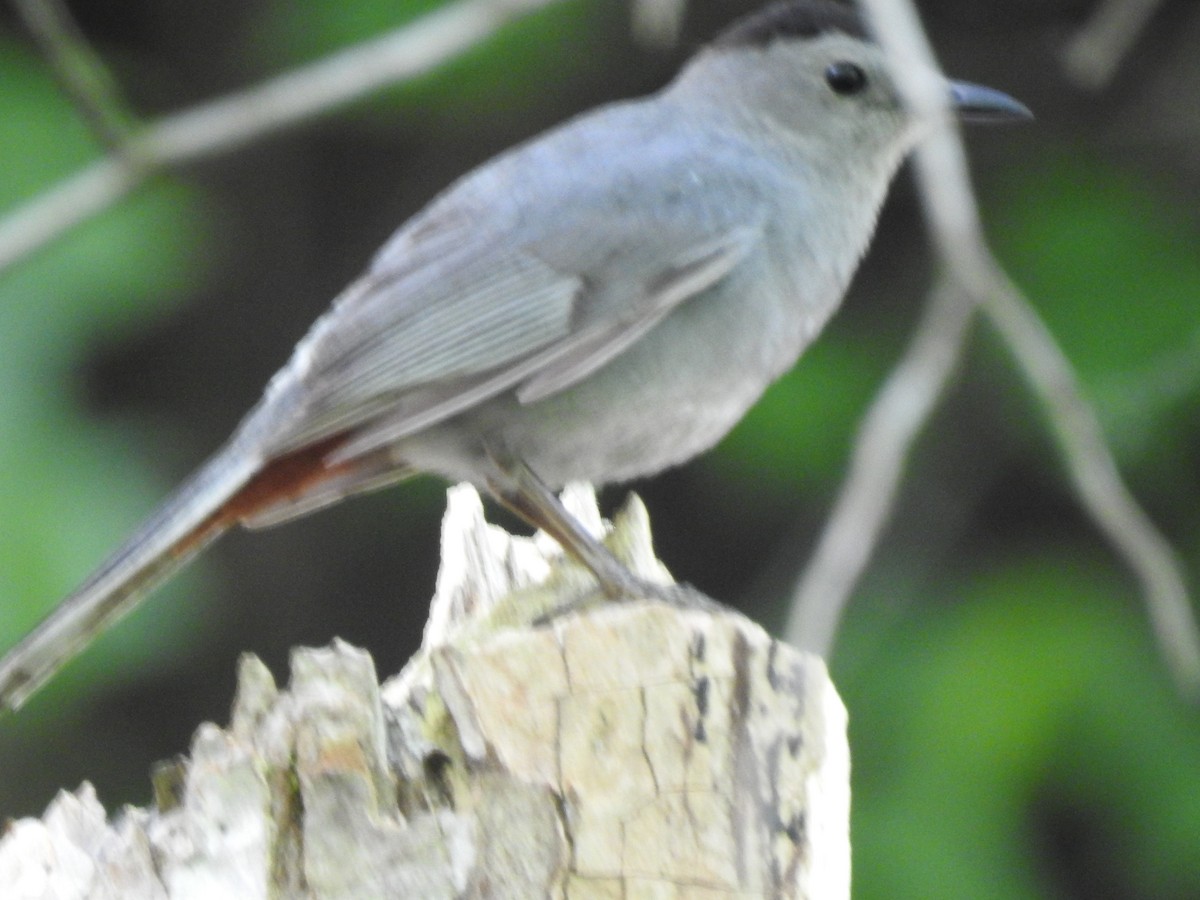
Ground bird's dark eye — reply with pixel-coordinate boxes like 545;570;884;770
825;61;867;95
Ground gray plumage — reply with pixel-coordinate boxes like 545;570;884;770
0;1;1030;711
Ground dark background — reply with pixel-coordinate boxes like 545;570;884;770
1;1;1199;897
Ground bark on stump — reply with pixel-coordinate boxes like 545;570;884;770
0;484;850;899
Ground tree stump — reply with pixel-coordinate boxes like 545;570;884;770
0;484;850;899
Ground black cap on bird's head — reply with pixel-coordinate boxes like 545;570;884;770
710;1;1031;124
713;0;869;49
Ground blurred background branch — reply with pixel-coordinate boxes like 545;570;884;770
630;0;687;47
788;0;1200;696
10;0;134;149
0;0;566;272
1063;0;1165;89
787;273;974;656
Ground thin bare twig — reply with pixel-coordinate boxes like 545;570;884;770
10;0;134;151
982;270;1200;694
787;276;975;655
787;0;1200;696
0;0;567;274
1064;0;1166;89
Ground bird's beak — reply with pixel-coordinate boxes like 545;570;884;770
949;80;1033;124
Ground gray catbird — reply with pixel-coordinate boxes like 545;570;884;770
0;1;1029;710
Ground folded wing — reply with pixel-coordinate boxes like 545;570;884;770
254;128;770;464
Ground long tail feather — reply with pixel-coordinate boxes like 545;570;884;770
0;447;261;712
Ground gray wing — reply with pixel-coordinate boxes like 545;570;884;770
257;114;770;461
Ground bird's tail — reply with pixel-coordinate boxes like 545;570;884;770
0;445;261;712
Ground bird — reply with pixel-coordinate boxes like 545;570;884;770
0;0;1030;711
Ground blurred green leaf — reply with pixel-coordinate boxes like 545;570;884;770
0;40;99;194
995;152;1200;470
841;550;1200;899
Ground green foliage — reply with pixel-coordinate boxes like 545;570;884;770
842;553;1200;899
995;152;1200;473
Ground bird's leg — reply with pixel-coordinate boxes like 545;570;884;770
484;452;650;600
485;449;724;617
